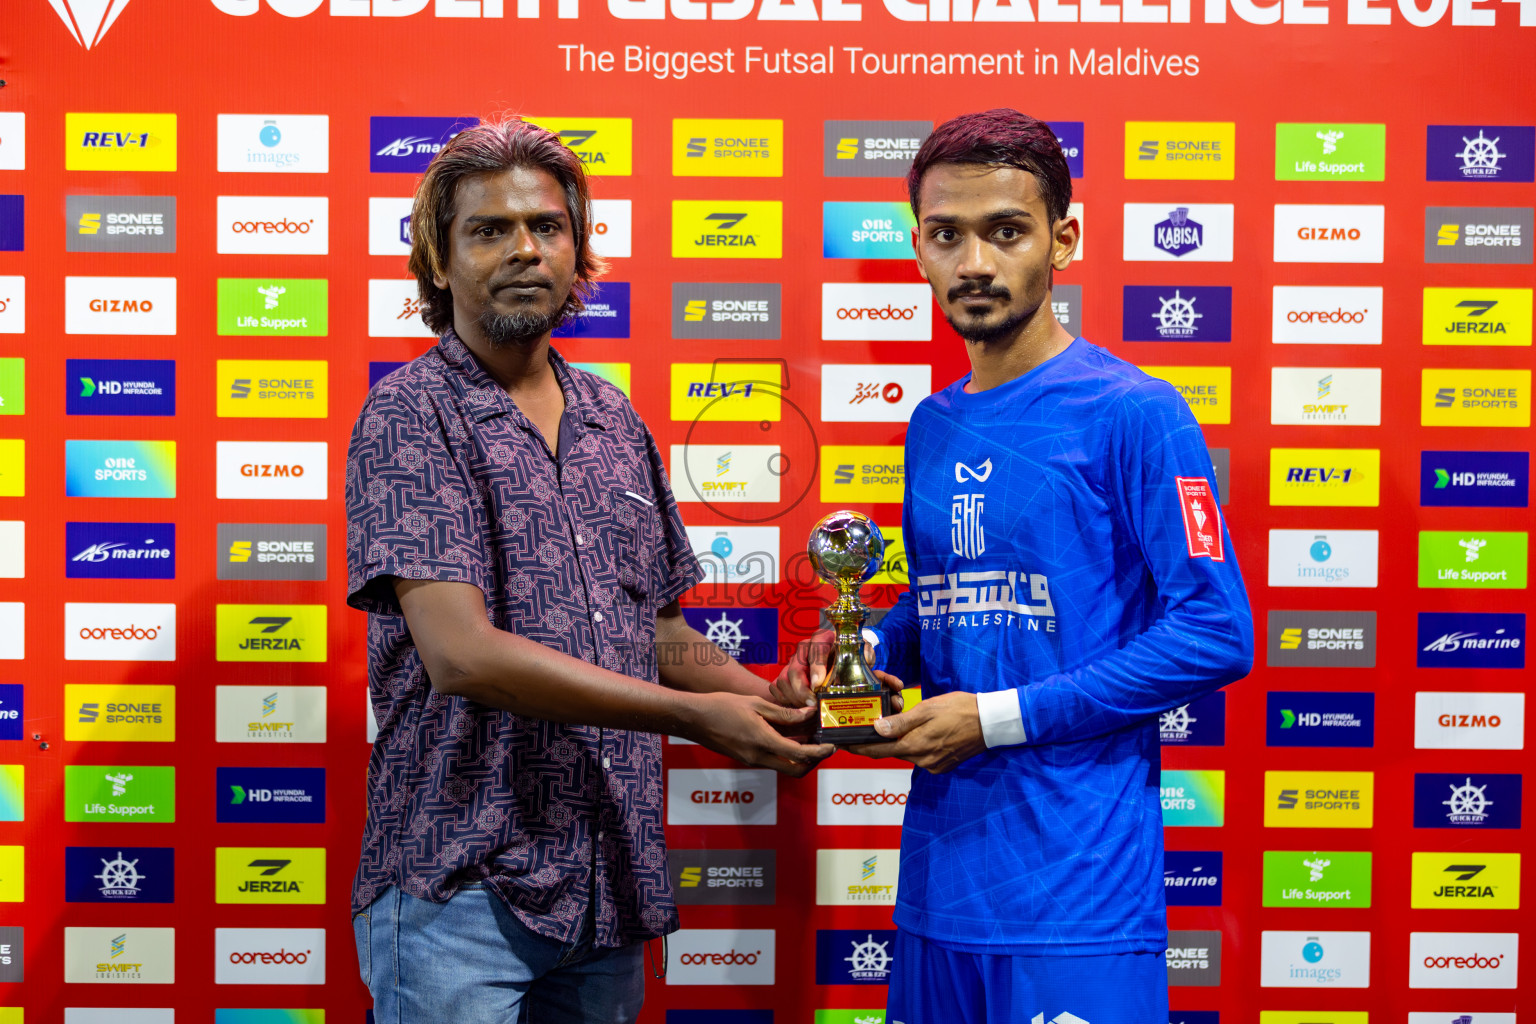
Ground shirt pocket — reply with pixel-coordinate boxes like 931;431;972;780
612;488;661;602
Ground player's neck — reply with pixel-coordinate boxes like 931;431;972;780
963;311;1075;393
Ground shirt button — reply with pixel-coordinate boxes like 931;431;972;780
602;756;611;769
593;611;604;623
575;533;585;545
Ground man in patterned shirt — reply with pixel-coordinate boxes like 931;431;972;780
346;118;828;1023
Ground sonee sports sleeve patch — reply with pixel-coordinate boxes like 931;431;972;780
1175;476;1225;561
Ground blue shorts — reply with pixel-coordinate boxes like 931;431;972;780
887;929;1169;1024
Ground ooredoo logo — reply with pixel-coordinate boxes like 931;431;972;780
216;196;328;255
1272;286;1383;344
666;929;775;986
214;927;325;985
668;768;776;826
821;283;932;341
817;768;912;826
1408;931;1518;988
65;603;176;662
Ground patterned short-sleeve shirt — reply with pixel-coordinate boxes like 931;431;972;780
345;330;700;948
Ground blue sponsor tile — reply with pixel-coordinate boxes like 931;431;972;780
0;684;21;741
1049;121;1085;179
370;116;479;174
64;846;175;903
1420;450;1528;508
66;359;176;416
1160;690;1225;746
816;929;897;985
681;608;779;666
65;522;176;580
1413;772;1522;829
216;766;326;824
1123;286;1232;342
1164;850;1223;906
1266;691;1375;747
553;282;630;340
1426;125;1535;182
1417;613;1525;669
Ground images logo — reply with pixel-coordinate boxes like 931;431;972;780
671;201;782;259
1163;851;1223;906
65;684;175;742
66;196;176;253
820;364;930;424
216;196;328;255
1260;931;1371;988
1272;285;1383;345
1159;691;1226;746
1270;367;1382;426
217;767;325;825
214;928;326;985
1265;771;1373;827
1422;368;1530;427
1139;366;1230;424
820;446;904;503
216;114;329;174
1411;852;1520;909
823;120;930;177
64;846;174;903
670;849;776;906
1123;204;1235;261
218;524;326;582
1275;123;1386;181
66;440;175;499
214;605;327;663
1160;769;1225;827
66;359;175;417
673;119;782;176
1422;287;1532;347
1122;286;1232;342
821;282;932;341
216;360;328;418
64;276;176;335
1166;930;1222;986
217;278;328;337
1413;773;1522;829
215;847;325;905
823;201;918;260
1408;931;1519;989
1418;530;1527;589
370;116;477;173
551;281;629;339
66;113;176;172
1262;850;1372;908
1427;125;1535;183
1273;204;1385;263
679;608;778;665
1266;692;1375;748
686;526;780;585
667;929;775;986
1414;691;1525;750
1425;206;1532;264
1124;122;1234;180
215;686;327;744
670;363;782;422
524;116;632;175
1267;610;1377;667
1418;612;1525;669
672;283;781;340
667;768;777;826
216;442;327;501
815;849;899;906
64;765;175;823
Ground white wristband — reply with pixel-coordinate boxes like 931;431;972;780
976;688;1027;748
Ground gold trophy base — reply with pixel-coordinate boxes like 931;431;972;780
815;690;896;745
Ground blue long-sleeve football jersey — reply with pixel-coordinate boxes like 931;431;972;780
871;336;1253;954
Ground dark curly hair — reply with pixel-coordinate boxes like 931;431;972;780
907;109;1073;224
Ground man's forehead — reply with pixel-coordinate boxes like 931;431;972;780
453;166;570;217
919;162;1045;217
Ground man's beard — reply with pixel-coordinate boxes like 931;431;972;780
478;305;567;349
944;283;1030;344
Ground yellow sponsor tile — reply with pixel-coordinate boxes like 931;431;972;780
1125;121;1235;180
820;446;905;504
671;201;783;259
1140;366;1232;424
1410;851;1520;909
1269;448;1380;507
1421;368;1530;427
1265;770;1374;828
670;363;782;422
215;846;326;905
1423;287;1532;346
216;360;328;419
65;113;177;172
673;119;783;177
64;684;176;742
525;117;632;176
215;604;327;663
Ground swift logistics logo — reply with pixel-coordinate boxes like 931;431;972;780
1268;448;1381;506
1410;852;1520;909
820;445;904;503
823;120;931;176
217;767;325;824
215;441;327;500
1267;610;1377;667
673;283;781;340
216;114;329;174
1425;206;1533;264
1139;366;1231;424
1275;123;1386;180
816;849;899;906
66;359;175;416
1261;850;1372;908
66;196;175;253
667;768;777;826
65;684;175;742
671;445;781;503
1266;691;1375;747
1422;287;1532;346
823;201;918;259
1122;204;1234;261
214;605;327;663
1417;530;1528;589
669;363;782;422
679;608;778;665
216;360;328;418
1159;769;1225;826
1418;612;1525;669
1408;931;1519;989
215;686;328;743
66;441;175;498
1273;204;1386;262
1259;931;1371;988
1427;125;1535;182
370;116;477;173
65;522;175;581
218;524;326;582
214;847;326;905
1421;368;1530;427
65;113;176;172
551;281;629;339
216;196;328;255
1265;770;1374;827
216;278;328;336
64;276;176;335
1413;773;1522;829
1125;122;1235;180
1421;451;1529;508
64;846;174;903
1272;285;1383;344
1414;691;1525;750
1270;367;1382;425
64;765;175;823
63;926;176;984
1122;286;1232;342
64;602;175;662
525;117;632;175
1158;691;1226;746
674;119;783;176
669;848;776;905
1163;851;1223;906
1165;930;1222;986
672;201;782;258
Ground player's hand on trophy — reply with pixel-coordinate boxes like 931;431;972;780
684;691;835;777
848;690;983;774
770;629;901;711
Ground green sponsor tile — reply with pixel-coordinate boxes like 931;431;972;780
0;359;23;415
1418;530;1527;589
217;278;328;336
1275;123;1386;181
815;1013;886;1024
64;764;175;822
1262;850;1372;907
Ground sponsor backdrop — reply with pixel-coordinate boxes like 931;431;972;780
1;1;1531;1020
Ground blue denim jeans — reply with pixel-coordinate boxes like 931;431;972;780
353;885;646;1023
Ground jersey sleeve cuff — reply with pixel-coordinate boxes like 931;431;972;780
863;628;886;672
976;688;1027;748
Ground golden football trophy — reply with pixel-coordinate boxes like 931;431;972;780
807;510;893;744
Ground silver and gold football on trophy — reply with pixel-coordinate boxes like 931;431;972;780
807;510;893;744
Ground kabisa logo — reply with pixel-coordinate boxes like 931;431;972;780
66;196;176;254
823;120;931;177
369;116;478;173
216;115;329;173
64;846;175;903
65;276;177;335
1425;207;1533;265
823;201;919;260
1422;287;1533;347
1417;613;1525;669
215;847;326;905
1413;773;1522;829
1122;286;1232;342
816;930;895;985
671;849;776;906
66;359;175;417
674;119;783;176
524;116;633;175
1166;930;1223;986
217;766;325;824
1155;207;1203;256
215;605;327;663
1158;691;1226;746
672;283;781;340
1266;691;1375;748
367;196;414;255
48;0;133;49
65;113;177;172
680;608;778;665
552;281;630;340
1427;125;1536;183
1125;122;1235;180
1163;851;1223;906
671;201;783;258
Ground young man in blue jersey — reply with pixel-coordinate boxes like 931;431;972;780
772;109;1253;1022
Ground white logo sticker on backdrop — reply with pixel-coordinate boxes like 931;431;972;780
367;279;435;338
1408;932;1519;989
216;115;329;174
666;929;775;986
216;442;327;501
216;196;329;255
1268;530;1379;588
214;928;325;985
64;603;176;662
1273;204;1386;263
1414;691;1525;749
820;364;931;422
820;283;932;342
0;276;24;333
1272;286;1383;344
817;768;912;826
65;277;177;336
590;199;632;260
368;197;414;255
667;769;777;826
